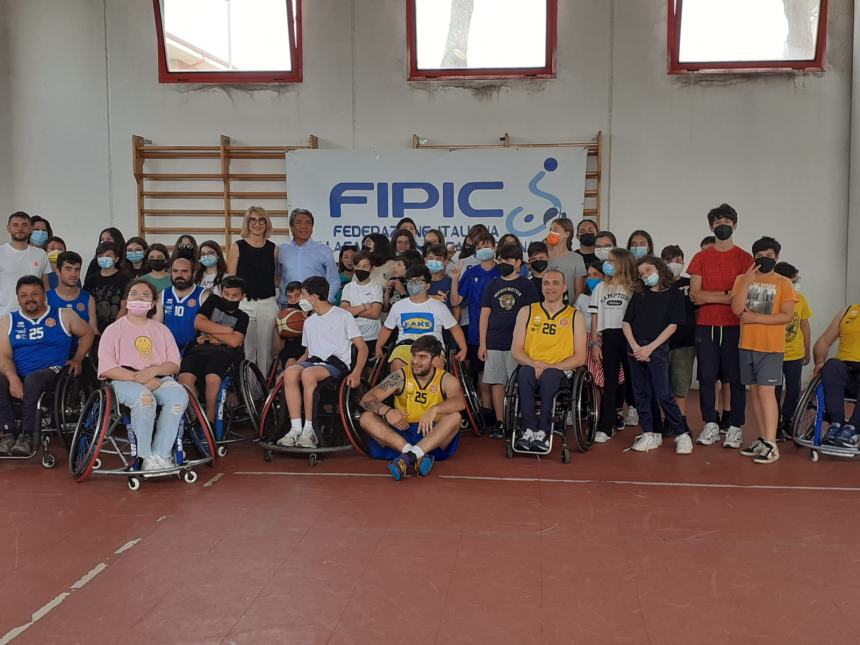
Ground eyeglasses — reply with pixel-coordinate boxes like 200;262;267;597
406;280;426;288
127;291;152;299
248;217;267;225
178;244;193;249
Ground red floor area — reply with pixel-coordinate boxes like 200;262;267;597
2;402;860;644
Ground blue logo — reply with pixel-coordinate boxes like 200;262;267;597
401;313;434;334
505;157;566;237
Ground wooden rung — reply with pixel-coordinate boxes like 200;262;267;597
228;191;288;199
583;209;597;215
143;226;292;235
142;146;220;151
584;190;598;198
142;174;222;181
228;174;287;181
586;171;599;179
143;209;224;216
228;209;290;215
142;191;226;199
141;152;221;159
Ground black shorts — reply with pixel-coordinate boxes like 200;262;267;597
180;345;237;380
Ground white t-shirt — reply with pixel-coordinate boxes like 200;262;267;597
384;296;457;345
301;305;362;369
574;293;592;334
340;279;384;341
588;282;631;332
0;244;49;317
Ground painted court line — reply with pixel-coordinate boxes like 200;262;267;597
0;538;143;644
234;471;389;478
203;472;225;487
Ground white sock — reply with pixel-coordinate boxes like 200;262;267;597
290;419;302;432
411;446;425;458
401;443;413;453
303;420;314;433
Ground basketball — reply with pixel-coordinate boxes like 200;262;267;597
276;309;306;339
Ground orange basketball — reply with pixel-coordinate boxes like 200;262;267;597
276;309;307;339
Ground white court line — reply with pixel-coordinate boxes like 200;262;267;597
234;471;389;478
0;538;143;644
203;472;224;487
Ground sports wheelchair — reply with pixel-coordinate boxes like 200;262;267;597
69;382;217;490
207;358;267;457
0;363;97;469
791;370;858;462
503;365;598;463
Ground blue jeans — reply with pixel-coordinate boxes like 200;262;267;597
111;378;188;459
517;365;566;432
627;344;685;435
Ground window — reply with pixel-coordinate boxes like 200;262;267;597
407;0;556;80
668;0;828;73
153;0;302;83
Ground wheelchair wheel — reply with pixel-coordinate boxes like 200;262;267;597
258;374;286;443
503;367;521;441
181;385;217;463
340;377;372;457
69;387;112;482
239;360;268;429
367;354;386;387
571;369;598;453
792;374;823;446
451;358;484;437
54;365;97;451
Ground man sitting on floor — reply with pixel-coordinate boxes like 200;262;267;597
359;334;465;480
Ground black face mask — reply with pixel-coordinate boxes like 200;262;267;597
220;298;240;312
354;269;370;282
148;259;166;271
530;260;548;273
713;225;733;241
497;263;516;277
460;243;475;258
754;257;776;273
579;233;596;247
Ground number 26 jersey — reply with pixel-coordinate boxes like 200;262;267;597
523;303;576;364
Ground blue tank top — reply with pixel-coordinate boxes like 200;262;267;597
47;289;91;323
162;285;205;351
8;306;72;377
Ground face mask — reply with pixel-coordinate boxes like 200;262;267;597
425;260;444;274
668;262;683;278
586;277;602;292
630;246;648;259
148;258;166;271
643;272;659;288
497;263;516;277
460;243;475;258
579;233;596;247
97;256;115;269
126;300;152;316
713;224;733;241
754;257;776;273
594;247;612;261
47;250;61;264
793;280;801;292
406;282;426;297
30;230;49;246
298;298;314;312
127;250;145;264
602;260;616;277
354;269;371;282
199;254;218;268
546;231;563;246
475;248;495;262
530;260;548;273
220;298;239;312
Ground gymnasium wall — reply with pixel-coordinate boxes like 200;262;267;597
0;0;855;342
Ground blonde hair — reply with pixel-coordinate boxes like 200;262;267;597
240;205;274;239
607;248;639;294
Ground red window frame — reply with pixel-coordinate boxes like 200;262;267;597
667;0;828;74
153;0;303;84
406;0;557;81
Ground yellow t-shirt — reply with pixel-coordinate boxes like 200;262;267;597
732;273;797;354
836;304;860;363
523;302;576;364
394;365;446;424
784;291;812;361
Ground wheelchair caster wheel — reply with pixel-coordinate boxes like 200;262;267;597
264;450;273;463
810;449;819;462
128;476;141;491
216;445;227;458
309;453;318;467
92;458;102;470
41;453;57;469
561;447;570;464
505;444;513;459
184;470;198;484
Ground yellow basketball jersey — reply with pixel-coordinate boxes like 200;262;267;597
394;366;447;423
836;304;860;362
523;303;576;364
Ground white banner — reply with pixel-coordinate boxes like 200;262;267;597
286;148;589;249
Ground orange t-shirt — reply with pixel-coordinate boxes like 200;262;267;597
732;272;797;353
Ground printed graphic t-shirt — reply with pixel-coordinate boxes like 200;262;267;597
732;272;797;354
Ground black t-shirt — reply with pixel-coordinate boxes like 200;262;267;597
575;249;598;267
623;287;686;345
83;271;131;333
669;277;696;349
195;296;250;346
480;276;540;350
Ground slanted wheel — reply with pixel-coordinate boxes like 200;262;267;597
340;378;372;457
239;360;268;429
452;358;485;437
184;470;198;484
128;476;140;491
216;445;227;458
258;374;285;442
41;453;57;469
69;387;111;482
571;370;598;453
503;368;520;443
181;385;217;464
264;450;273;462
792;375;823;446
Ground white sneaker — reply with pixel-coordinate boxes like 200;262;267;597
723;426;743;449
297;428;319;448
141;456;158;471
624;407;639;426
277;427;302;447
593;430;611;443
630;432;661;452
675;433;693;455
696;422;721;446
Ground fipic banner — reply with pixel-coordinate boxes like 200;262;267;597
285;148;588;249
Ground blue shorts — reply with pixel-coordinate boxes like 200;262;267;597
367;423;460;461
298;360;346;381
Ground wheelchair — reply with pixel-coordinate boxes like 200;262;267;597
791;371;858;462
503;365;598;463
207;358;268;457
0;363;97;469
69;382;217;490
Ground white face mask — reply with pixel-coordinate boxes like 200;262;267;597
668;262;684;278
594;247;612;261
298;298;314;312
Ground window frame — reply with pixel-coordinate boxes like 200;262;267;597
667;0;829;74
406;0;557;81
153;0;303;84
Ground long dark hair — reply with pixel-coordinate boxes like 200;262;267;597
171;234;198;261
364;233;394;267
627;229;654;255
636;255;674;292
195;240;227;286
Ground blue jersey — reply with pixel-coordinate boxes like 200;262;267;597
8;307;72;377
161;285;205;351
47;288;91;323
458;263;500;345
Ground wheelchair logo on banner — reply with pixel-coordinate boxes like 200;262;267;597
505;157;567;238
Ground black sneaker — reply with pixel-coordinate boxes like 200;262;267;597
0;433;15;456
614;414;625;432
489;421;505;439
10;433;33;457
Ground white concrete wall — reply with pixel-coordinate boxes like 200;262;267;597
0;0;13;237
0;0;854;340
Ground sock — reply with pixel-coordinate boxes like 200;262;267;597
401;443;413;453
411;445;425;459
290;419;302;432
303;420;314;433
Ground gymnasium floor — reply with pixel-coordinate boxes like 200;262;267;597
2;399;860;645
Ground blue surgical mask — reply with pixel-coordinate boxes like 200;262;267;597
30;230;48;246
643;272;659;287
586;277;602;292
200;254;218;268
475;248;495;262
97;256;115;269
631;246;648;259
126;250;145;264
426;260;444;274
602;261;616;277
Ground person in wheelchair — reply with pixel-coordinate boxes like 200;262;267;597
511;269;587;452
359;335;465;480
277;276;368;449
0;276;95;456
97;279;188;472
813;303;860;447
178;276;249;422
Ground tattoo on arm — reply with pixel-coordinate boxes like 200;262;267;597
360;371;404;414
379;370;404;394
